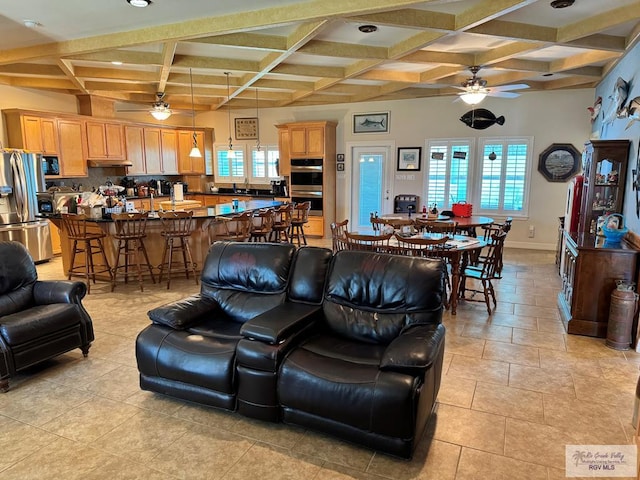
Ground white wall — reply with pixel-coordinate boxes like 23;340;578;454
592;40;640;235
0;84;595;249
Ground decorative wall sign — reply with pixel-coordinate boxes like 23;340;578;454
234;117;258;140
353;112;389;134
337;162;345;172
337;154;345;162
397;147;422;171
538;143;580;182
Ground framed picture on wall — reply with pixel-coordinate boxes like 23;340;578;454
538;143;580;182
397;147;422;171
235;117;258;140
353;112;389;134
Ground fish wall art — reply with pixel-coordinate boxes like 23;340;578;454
460;109;505;130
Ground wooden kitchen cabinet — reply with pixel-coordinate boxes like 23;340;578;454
143;128;162;174
57;119;88;177
124;125;145;175
3;111;59;154
160;129;179;174
558;231;639;337
86;121;125;159
177;130;205;174
276;125;291;176
289;123;325;157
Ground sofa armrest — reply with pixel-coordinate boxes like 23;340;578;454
33;280;87;305
240;303;322;344
380;324;446;375
147;294;219;330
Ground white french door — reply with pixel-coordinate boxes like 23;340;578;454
351;145;392;232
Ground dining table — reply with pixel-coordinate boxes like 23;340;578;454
390;233;487;315
381;213;494;237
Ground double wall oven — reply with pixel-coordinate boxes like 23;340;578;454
290;158;323;215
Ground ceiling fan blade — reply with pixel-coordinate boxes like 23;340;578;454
488;91;521;98
490;84;529;92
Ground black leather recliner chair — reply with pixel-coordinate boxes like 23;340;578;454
0;241;94;392
136;241;332;411
276;250;446;458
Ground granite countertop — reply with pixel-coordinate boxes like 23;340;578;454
40;199;284;222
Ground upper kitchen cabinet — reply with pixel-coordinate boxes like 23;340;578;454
3;111;59;154
124;125;146;175
57;119;88;177
276;125;291;177
289;122;328;158
160;129;179;174
177;130;205;174
124;126;180;176
86;121;125;159
578;140;631;234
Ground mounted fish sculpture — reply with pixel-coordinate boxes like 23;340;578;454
587;96;602;123
625;97;640;130
603;77;629;126
460;108;505;130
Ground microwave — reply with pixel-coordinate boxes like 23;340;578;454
42;155;60;176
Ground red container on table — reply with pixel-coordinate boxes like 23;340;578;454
452;202;473;217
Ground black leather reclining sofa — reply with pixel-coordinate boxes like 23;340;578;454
136;241;446;458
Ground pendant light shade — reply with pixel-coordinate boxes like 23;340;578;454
225;72;234;159
188;68;201;158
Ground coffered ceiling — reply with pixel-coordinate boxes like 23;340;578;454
0;0;638;114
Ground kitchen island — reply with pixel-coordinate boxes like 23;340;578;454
46;199;284;278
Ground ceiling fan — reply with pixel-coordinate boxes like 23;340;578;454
455;66;529;105
117;92;187;120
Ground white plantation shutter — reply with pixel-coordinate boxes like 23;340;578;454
426;140;472;209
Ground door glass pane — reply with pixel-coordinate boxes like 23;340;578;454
358;153;383;226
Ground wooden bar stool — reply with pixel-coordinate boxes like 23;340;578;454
111;212;156;292
210;211;253;243
289;201;311;246
249;208;274;242
61;213;112;293
270;203;293;242
158;211;198;289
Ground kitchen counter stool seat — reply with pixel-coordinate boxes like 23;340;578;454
158;211;198;289
111;212;156;292
289;201;311;246
61;213;112;294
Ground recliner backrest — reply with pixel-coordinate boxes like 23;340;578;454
288;246;332;305
200;241;297;322
323;250;445;344
0;241;37;316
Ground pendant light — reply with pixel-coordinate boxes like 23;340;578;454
188;68;201;158
255;87;261;151
225;72;234;159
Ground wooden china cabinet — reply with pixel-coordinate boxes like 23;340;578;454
558;139;635;338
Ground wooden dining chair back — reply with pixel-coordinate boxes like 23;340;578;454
344;231;393;253
158;210;198;289
249;208;275;242
271;203;294;242
290;201;311;245
415;219;457;236
330;219;349;252
459;231;507;314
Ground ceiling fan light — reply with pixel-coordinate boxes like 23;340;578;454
127;0;151;7
460;91;487;105
150;108;171;120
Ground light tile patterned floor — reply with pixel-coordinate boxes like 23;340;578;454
1;245;638;479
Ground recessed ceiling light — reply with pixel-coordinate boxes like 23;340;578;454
111;61;123;66
127;0;151;7
550;0;575;8
358;25;378;33
23;20;41;28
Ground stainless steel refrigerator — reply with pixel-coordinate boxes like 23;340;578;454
0;150;53;262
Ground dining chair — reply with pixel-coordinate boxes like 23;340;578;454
458;230;507;314
344;231;393;253
330;219;349;252
478;216;512;275
416;219;457;236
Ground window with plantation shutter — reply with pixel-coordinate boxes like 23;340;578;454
251;145;279;180
426;139;472;210
215;146;245;180
476;137;532;216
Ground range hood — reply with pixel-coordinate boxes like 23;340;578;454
87;159;133;168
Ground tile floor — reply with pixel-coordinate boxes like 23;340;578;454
1;245;638;479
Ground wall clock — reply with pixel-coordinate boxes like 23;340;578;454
538;143;581;182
